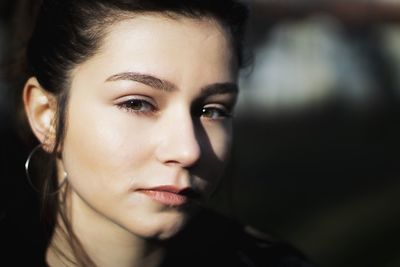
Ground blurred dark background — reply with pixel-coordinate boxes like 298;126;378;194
1;1;400;266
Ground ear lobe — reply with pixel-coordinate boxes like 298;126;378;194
23;77;57;152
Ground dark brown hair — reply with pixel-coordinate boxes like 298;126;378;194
25;0;249;265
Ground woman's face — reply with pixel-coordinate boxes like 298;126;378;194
61;14;238;240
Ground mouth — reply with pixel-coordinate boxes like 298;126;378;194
136;186;202;207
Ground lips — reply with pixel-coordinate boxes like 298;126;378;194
136;186;201;206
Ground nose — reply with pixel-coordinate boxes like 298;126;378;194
155;111;201;168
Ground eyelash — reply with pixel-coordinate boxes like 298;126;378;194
117;98;157;115
200;105;232;120
117;98;233;120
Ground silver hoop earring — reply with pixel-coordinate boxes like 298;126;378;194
25;144;68;194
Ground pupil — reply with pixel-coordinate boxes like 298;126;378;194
203;108;214;117
130;100;142;109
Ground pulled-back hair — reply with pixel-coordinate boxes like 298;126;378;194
25;0;249;265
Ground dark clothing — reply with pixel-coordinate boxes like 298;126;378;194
161;209;315;267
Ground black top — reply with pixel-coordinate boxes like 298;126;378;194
161;209;315;267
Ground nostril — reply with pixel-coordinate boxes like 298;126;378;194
155;126;201;167
164;140;201;167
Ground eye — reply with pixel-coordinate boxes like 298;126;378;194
201;105;232;120
117;98;156;114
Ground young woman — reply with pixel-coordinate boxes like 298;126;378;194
20;0;314;266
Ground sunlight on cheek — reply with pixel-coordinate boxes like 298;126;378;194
205;122;233;161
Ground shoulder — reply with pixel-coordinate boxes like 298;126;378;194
163;209;316;267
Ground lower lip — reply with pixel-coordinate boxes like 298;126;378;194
138;190;189;206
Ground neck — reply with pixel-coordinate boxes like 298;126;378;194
46;190;166;267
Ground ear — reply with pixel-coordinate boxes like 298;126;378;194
23;77;57;152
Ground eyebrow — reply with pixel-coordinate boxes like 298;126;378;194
105;72;176;92
105;71;238;96
199;83;239;99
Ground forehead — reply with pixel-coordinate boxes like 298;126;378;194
70;14;237;90
72;14;236;81
101;13;231;48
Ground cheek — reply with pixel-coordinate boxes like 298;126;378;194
205;122;233;161
199;121;233;193
61;96;155;196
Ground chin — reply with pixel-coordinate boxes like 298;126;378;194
129;210;192;241
156;221;186;240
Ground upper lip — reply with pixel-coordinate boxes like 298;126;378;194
137;185;203;200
